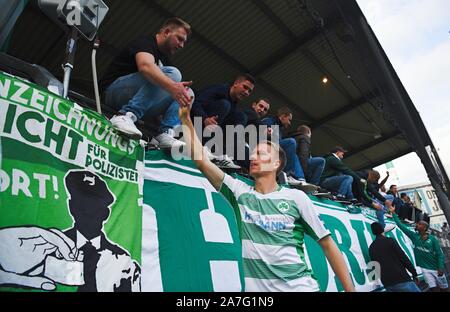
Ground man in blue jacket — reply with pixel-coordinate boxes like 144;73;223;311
190;74;255;169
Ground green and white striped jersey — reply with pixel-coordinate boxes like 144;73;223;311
220;174;331;292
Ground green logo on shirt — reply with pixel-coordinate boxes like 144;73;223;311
277;202;290;213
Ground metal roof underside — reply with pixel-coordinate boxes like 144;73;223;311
6;0;413;171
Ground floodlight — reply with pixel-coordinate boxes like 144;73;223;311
37;0;109;100
38;0;108;41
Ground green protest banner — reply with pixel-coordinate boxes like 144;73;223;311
0;71;144;292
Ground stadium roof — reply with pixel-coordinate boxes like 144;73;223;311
2;0;432;171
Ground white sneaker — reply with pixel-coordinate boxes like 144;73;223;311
110;112;142;139
212;154;241;169
154;131;186;149
287;176;302;186
187;87;195;107
384;224;396;233
204;146;216;161
298;181;319;193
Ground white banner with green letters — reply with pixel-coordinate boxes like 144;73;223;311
143;150;418;292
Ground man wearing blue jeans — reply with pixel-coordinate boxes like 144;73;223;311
261;107;306;186
100;18;194;146
356;169;396;233
307;158;326;185
320;147;360;199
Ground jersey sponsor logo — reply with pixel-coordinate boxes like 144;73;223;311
277;201;290;213
243;210;294;232
416;246;432;253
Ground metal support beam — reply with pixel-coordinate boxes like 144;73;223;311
310;96;370;129
249;30;322;77
355;4;450;223
346;131;402;158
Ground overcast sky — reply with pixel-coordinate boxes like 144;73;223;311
356;0;450;187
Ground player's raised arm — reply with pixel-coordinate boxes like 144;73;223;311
179;106;224;190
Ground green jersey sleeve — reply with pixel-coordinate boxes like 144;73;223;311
393;213;417;243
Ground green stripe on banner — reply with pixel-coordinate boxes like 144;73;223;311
146;150;200;170
311;201;348;212
145;163;205;178
243;258;311;281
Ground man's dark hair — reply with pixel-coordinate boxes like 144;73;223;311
370;170;381;181
297;125;311;135
371;222;384;236
418;220;430;230
277;106;292;117
400;192;407;198
159;17;192;35
390;184;397;190
331;146;348;154
255;98;271;105
235;73;256;85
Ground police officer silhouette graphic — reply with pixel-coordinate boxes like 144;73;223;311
64;170;141;292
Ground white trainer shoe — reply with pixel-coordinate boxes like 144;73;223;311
212;154;241;169
186;87;195;107
154;131;186;149
110;112;142;139
286;176;302;186
204;146;216;161
384;224;396;233
298;181;319;193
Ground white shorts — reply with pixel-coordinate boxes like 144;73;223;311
421;268;449;289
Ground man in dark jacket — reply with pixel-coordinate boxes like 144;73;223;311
355;170;396;232
369;222;420;292
261;107;306;186
293;125;325;186
191;74;254;129
239;98;271;169
320;147;360;199
400;193;416;222
244;98;270;127
387;185;408;220
190;74;255;169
